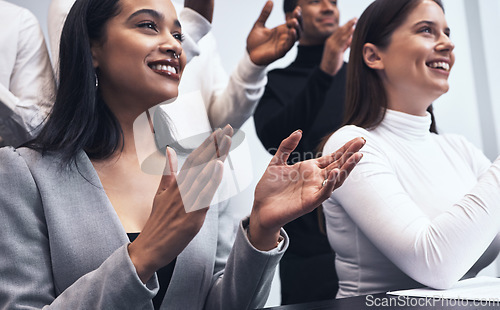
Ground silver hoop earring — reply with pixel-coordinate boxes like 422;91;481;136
95;73;99;88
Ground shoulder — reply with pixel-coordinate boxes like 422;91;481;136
0;147;41;203
322;125;370;154
435;133;491;173
0;2;38;26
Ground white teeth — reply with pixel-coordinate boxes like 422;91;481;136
167;66;176;74
150;64;177;74
428;61;450;71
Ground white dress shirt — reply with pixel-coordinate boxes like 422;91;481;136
0;0;55;146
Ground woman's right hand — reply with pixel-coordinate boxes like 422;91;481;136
128;125;233;283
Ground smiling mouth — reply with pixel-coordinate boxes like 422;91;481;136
149;64;178;74
426;61;450;72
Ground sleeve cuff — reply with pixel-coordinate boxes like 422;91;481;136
179;8;212;43
241;217;289;254
232;51;268;87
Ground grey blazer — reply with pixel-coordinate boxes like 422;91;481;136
0;147;287;309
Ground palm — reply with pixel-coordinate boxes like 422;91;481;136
248;24;296;66
252;131;365;231
246;1;300;66
255;160;324;222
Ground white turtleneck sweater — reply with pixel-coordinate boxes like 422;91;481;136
322;109;500;298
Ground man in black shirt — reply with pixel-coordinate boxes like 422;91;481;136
254;0;355;305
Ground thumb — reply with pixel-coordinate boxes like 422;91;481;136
254;0;273;28
158;146;178;193
270;130;302;166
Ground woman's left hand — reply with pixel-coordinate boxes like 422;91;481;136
249;130;365;250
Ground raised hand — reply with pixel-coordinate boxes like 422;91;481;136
320;18;357;76
248;130;365;250
247;1;302;66
128;125;233;283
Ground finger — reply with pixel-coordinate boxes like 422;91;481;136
317;137;365;168
216;134;232;163
334;18;357;42
254;0;273;28
332;152;363;189
179;128;232;187
183;160;224;212
182;129;221;171
270;130;302;166
214;124;234;159
191;160;224;212
318;168;340;200
158;147;178;193
342;17;357;31
334;137;366;167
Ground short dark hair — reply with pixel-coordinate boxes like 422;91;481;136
284;0;299;14
343;0;443;132
29;0;122;165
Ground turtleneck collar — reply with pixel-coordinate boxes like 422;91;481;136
379;109;433;140
292;44;325;68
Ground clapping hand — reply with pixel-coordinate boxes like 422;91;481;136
247;1;302;66
129;125;233;283
320;18;357;76
248;130;365;250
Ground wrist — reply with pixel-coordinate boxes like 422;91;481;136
128;242;156;284
319;60;340;76
248;214;282;251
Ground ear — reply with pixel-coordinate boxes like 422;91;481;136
363;43;384;70
90;41;100;68
285;12;294;22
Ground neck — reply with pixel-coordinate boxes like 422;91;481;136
383;82;435;117
99;86;161;158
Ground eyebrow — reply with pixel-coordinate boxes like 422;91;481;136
414;20;450;34
126;9;182;28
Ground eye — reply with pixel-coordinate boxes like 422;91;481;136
137;21;158;32
418;26;433;35
330;0;337;5
172;32;185;43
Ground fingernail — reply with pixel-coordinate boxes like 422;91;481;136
361;137;366;144
294;129;303;135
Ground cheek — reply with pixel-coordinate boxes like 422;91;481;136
179;54;187;77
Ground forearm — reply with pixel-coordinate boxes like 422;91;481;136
208;51;267;129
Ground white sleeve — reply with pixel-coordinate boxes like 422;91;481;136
0;8;55;145
207;51;267;129
47;0;76;72
323;128;500;290
178;7;212;63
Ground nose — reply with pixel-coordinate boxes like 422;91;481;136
436;32;455;54
321;0;335;13
159;33;183;59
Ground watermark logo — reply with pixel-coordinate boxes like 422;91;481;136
365;294;500;307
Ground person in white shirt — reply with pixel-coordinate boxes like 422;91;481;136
0;0;55;147
321;0;500;298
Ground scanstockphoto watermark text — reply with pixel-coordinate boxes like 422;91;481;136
365;294;500;307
